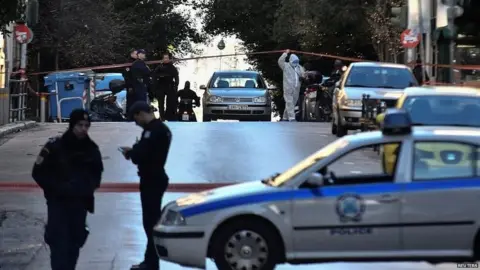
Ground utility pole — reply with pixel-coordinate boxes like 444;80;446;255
435;0;463;83
417;0;427;83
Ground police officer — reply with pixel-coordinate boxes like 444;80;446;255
131;49;151;106
123;49;138;117
32;109;104;270
152;52;179;121
119;101;171;270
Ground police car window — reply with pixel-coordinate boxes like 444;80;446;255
345;66;417;89
324;142;401;183
413;142;476;181
402;96;480;127
271;138;349;187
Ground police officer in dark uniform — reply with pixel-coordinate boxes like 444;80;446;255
32;109;104;270
119;101;171;270
131;49;151;106
152;52;179;121
123;49;138;117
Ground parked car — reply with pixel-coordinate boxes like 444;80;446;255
332;62;418;137
200;70;272;121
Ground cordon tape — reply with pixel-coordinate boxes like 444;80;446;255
26;49;480;76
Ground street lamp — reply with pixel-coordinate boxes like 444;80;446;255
217;38;225;70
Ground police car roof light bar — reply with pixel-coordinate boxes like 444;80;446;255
381;109;412;135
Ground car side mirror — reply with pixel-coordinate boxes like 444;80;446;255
199;85;206;90
341;66;347;72
305;172;324;187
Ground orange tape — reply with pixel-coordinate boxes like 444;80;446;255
0;182;234;193
26;49;480;77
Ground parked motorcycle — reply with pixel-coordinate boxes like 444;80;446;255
177;98;197;122
89;79;126;122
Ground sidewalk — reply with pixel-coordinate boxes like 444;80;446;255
0;121;36;138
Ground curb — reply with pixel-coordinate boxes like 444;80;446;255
0;121;37;138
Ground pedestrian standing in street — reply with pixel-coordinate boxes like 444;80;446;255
131;49;152;106
152;52;179;121
32;109;104;270
119;101;172;270
278;49;305;122
123;49;138;118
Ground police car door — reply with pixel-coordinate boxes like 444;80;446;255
291;141;406;257
401;141;479;255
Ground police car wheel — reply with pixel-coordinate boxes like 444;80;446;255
212;220;281;270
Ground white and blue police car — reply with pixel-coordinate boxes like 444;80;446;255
154;109;480;270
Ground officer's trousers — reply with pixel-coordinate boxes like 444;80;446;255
45;201;88;270
156;86;177;121
140;185;166;269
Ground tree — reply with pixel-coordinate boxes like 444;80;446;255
365;0;405;62
0;0;23;33
198;0;379;85
30;0;126;70
112;0;204;60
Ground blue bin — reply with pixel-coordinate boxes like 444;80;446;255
44;71;93;120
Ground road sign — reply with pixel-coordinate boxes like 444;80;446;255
400;29;420;49
14;24;34;44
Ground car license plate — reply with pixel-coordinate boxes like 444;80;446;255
228;105;248;110
182;114;189;121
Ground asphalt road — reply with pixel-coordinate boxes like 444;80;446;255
0;121;464;270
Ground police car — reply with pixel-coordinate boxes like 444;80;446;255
154;109;480;270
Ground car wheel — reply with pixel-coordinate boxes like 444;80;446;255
336;110;347;137
211;220;281;270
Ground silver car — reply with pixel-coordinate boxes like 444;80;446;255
332;62;418;137
153;110;480;269
200;70;272;121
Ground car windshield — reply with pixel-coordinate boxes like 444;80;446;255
345;66;418;89
403;95;480;127
210;72;267;89
269;139;349;187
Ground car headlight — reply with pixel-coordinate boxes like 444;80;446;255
208;95;223;103
253;96;267;103
160;209;186;226
343;99;362;107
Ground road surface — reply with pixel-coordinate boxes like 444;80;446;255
0;122;465;269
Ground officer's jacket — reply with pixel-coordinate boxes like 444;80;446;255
32;132;104;213
153;63;179;90
126;119;171;188
131;59;151;83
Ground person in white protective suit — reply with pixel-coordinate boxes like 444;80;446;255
278;49;305;121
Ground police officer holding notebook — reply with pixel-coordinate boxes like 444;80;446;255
119;101;172;270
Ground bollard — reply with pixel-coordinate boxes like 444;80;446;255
40;93;47;122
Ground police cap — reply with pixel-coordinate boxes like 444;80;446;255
128;101;152;117
137;49;146;55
